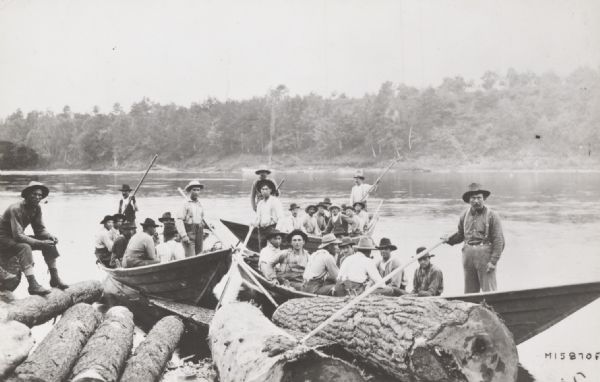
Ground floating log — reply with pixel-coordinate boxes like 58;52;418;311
273;295;518;382
70;306;135;382
120;315;185;382
0;280;103;327
0;320;34;379
10;303;102;382
209;302;365;382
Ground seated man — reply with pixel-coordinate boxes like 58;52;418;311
277;229;309;288
412;246;444;296
335;237;384;296
323;204;352;237
157;224;184;263
122;218;160;268
353;202;369;232
109;221;136;268
376;237;408;296
344;205;363;236
277;203;304;232
258;229;285;282
335;236;354;267
0;181;68;295
95;215;115;267
302;233;340;295
110;213;127;241
302;204;321;235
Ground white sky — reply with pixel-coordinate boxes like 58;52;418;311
0;0;599;117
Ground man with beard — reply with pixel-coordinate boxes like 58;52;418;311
412;247;444;296
443;183;505;293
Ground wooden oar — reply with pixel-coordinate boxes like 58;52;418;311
215;226;254;310
365;200;384;236
123;154;158;210
359;156;400;203
300;239;444;344
275;177;286;193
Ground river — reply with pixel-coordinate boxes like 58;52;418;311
1;169;599;382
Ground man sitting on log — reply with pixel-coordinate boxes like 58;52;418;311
336;236;354;267
258;229;285;282
122;218;160;268
335;237;384;296
302;204;321;235
253;179;283;249
412;247;444;296
301;233;340;295
375;237;408;296
0;181;68;295
277;229;309;288
94;215;115;267
109;221;136;268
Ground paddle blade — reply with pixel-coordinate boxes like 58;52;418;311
213;262;243;305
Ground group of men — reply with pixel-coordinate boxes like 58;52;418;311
94;180;211;269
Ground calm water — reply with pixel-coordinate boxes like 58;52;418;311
1;169;599;382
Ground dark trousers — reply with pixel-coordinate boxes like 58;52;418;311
334;280;366;297
257;224;276;250
0;236;60;272
95;247;111;267
302;278;336;295
462;244;497;293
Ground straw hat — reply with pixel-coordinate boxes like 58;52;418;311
338;236;354;248
318;233;342;249
21;181;49;199
354;236;377;250
353;170;365;179
185;180;204;192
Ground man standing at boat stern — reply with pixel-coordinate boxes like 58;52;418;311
176;180;205;257
117;184;138;224
0;181;68;295
443;183;505;293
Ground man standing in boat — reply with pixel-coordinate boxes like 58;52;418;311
253;179;283;249
176;180;205;257
117;184;138;224
443;183;505;293
0;181;68;295
250;167;278;212
350;170;377;210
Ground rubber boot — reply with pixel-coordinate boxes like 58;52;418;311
26;275;51;296
49;268;69;290
0;265;17;281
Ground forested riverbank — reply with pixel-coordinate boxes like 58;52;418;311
1;67;599;171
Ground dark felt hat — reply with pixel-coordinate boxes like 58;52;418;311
289;203;301;211
119;184;133;192
100;215;114;224
140;218;160;228
255;167;271;175
462;183;491;203
321;197;332;206
305;204;318;213
286;229;308;243
21;181;49;199
255;179;277;194
265;228;284;240
112;213;126;222
416;246;435;258
353;201;365;209
120;221;137;230
377;237;397;251
339;236;354;248
158;212;175;223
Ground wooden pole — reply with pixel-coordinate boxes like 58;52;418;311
123;154;158;211
359;156;400;203
300;239;444;344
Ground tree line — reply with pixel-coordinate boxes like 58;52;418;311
0;67;598;169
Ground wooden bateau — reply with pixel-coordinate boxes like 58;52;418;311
99;247;232;308
237;261;600;345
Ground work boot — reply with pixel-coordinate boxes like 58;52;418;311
26;275;51;296
49;268;69;290
0;265;17;281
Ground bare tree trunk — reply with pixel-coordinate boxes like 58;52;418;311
0;321;34;379
273;295;518;382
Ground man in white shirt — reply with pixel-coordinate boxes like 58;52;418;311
157;223;185;263
277;203;304;233
349;170;377;210
117;184;138;223
344;205;363;236
95;215;115;267
258;229;284;282
176;180;205;257
254;179;283;249
302;204;321;236
353;202;369;232
335;237;384;296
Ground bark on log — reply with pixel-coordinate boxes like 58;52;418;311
209;302;366;382
0;320;34;379
120;315;185;382
0;280;103;327
70;306;135;382
10;303;102;382
273;295;518;382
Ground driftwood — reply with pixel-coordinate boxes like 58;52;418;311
120;315;185;382
10;303;103;382
70;306;135;382
273;295;518;382
209;302;365;382
0;320;34;379
0;280;103;327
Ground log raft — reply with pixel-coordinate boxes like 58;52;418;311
9;303;103;382
70;306;135;382
209;302;366;382
273;295;519;382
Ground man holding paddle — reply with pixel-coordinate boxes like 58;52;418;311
349;170;376;209
117;184;138;223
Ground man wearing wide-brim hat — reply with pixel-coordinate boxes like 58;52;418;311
349;169;377;210
111;213;127;241
0;181;68;295
122;218;161;268
335;236;385;296
176;180;205;257
301;233;340;295
250;167;279;212
258;229;286;282
109;221;137;268
443;183;505;293
277;203;303;233
117;184;138;224
156;222;185;263
253;179;284;249
411;247;443;296
323;204;353;237
336;236;354;267
95;215;116;267
375;238;408;295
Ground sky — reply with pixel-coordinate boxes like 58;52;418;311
0;0;599;118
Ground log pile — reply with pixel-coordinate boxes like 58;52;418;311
0;280;103;327
209;302;366;382
273;295;519;382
